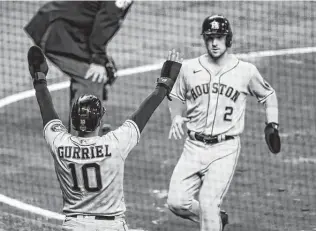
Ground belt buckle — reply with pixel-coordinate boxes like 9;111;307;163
206;135;218;144
199;133;208;144
202;135;215;144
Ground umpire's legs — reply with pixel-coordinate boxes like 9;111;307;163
167;139;202;223
69;76;104;134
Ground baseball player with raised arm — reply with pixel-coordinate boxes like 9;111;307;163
27;45;182;231
166;15;281;231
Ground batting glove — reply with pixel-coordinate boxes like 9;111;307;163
156;49;182;100
264;122;281;154
27;46;48;84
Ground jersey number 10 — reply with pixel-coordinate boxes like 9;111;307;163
68;163;102;192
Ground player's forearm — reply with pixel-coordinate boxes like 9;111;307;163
168;96;186;120
264;92;278;124
129;86;168;133
34;81;60;127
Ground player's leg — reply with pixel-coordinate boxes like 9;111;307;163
61;217;89;231
199;138;241;231
62;217;127;231
97;217;129;231
167;139;203;223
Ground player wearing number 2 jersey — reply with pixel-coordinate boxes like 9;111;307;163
27;45;182;231
167;15;281;231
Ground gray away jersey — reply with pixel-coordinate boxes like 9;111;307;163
170;54;275;136
43;119;140;216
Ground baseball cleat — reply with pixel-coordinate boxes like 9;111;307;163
27;46;48;79
220;210;229;230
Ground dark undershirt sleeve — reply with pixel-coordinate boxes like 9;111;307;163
129;86;167;133
33;81;60;127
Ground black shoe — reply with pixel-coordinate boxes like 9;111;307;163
27;46;48;79
220;210;229;230
102;123;112;135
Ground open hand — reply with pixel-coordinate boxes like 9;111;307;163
166;49;183;63
168;115;190;140
84;63;108;83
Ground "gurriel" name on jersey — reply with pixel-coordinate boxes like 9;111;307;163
57;145;111;159
191;83;240;102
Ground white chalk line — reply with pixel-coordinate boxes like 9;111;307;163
0;193;145;231
0;46;315;226
1;46;316;109
0;194;64;220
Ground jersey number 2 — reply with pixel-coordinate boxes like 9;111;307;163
69;163;102;192
224;106;233;121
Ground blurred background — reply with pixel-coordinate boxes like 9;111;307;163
0;1;316;231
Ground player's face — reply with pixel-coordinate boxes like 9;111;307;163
204;34;227;60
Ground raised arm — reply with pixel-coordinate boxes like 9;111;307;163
129;50;182;133
27;46;59;127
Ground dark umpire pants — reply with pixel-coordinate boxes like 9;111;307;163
40;20;104;134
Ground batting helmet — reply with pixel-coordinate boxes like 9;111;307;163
201;15;233;47
71;94;105;132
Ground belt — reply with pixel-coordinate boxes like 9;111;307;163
67;215;116;220
188;130;234;144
